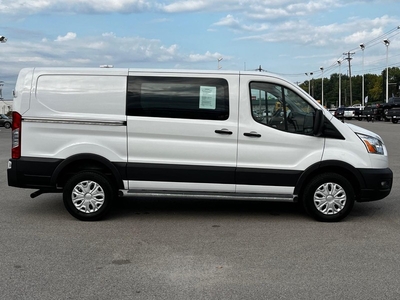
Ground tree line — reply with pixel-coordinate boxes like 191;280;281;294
298;67;400;108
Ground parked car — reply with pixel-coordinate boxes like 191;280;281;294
383;97;400;123
343;107;358;119
363;103;385;121
334;107;346;118
328;108;337;115
334;107;361;120
0;114;12;129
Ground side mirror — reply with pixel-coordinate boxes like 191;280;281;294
313;109;324;137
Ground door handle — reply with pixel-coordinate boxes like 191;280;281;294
215;129;233;135
244;132;261;138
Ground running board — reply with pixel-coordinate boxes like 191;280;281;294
124;190;295;202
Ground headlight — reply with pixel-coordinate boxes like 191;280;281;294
357;133;384;155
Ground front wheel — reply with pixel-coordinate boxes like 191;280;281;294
4;122;11;129
392;119;398;124
63;172;115;221
302;173;355;222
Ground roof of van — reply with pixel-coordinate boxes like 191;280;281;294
24;67;287;79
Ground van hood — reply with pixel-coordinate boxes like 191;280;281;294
346;123;383;141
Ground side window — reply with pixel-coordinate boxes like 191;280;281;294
250;82;315;135
127;76;229;120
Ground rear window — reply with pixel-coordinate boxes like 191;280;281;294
126;76;229;120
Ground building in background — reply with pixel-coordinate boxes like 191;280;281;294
0;81;13;114
0;100;13;114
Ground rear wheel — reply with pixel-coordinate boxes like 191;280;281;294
4;122;11;129
63;172;114;221
302;173;355;222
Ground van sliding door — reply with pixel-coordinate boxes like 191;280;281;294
125;73;239;193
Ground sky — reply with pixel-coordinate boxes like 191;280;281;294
1;0;400;99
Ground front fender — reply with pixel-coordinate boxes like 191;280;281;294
294;160;366;199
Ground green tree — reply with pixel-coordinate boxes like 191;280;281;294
299;67;400;107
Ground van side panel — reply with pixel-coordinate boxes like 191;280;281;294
21;73;127;161
9;70;128;190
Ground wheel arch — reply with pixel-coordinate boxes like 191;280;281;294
294;160;364;202
51;153;125;189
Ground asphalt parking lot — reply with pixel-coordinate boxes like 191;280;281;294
1;120;400;300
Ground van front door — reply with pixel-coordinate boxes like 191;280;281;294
236;79;325;196
125;73;239;193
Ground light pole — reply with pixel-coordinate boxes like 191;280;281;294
383;39;390;103
337;60;342;107
305;73;312;94
320;67;324;107
360;43;365;107
310;72;313;95
305;73;309;94
311;73;314;98
0;36;6;101
217;57;223;70
0;81;4;100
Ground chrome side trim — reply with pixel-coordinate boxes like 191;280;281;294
23;117;126;126
124;190;295;202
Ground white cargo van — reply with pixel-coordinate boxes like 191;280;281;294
7;68;393;221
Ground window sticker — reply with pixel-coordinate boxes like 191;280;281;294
199;86;217;109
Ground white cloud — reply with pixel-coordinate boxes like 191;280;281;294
213;15;269;32
232;15;398;51
55;32;77;42
0;0;151;14
186;51;226;62
0;0;353;15
213;15;242;29
161;0;209;13
0;32;222;75
102;32;117;38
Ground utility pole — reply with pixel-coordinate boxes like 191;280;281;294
343;52;355;106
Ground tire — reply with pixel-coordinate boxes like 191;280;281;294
392;119;398;124
4;122;11;129
302;173;355;222
63;172;114;221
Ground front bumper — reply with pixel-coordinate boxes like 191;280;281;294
358;168;393;202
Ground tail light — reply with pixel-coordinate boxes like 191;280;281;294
11;112;21;159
